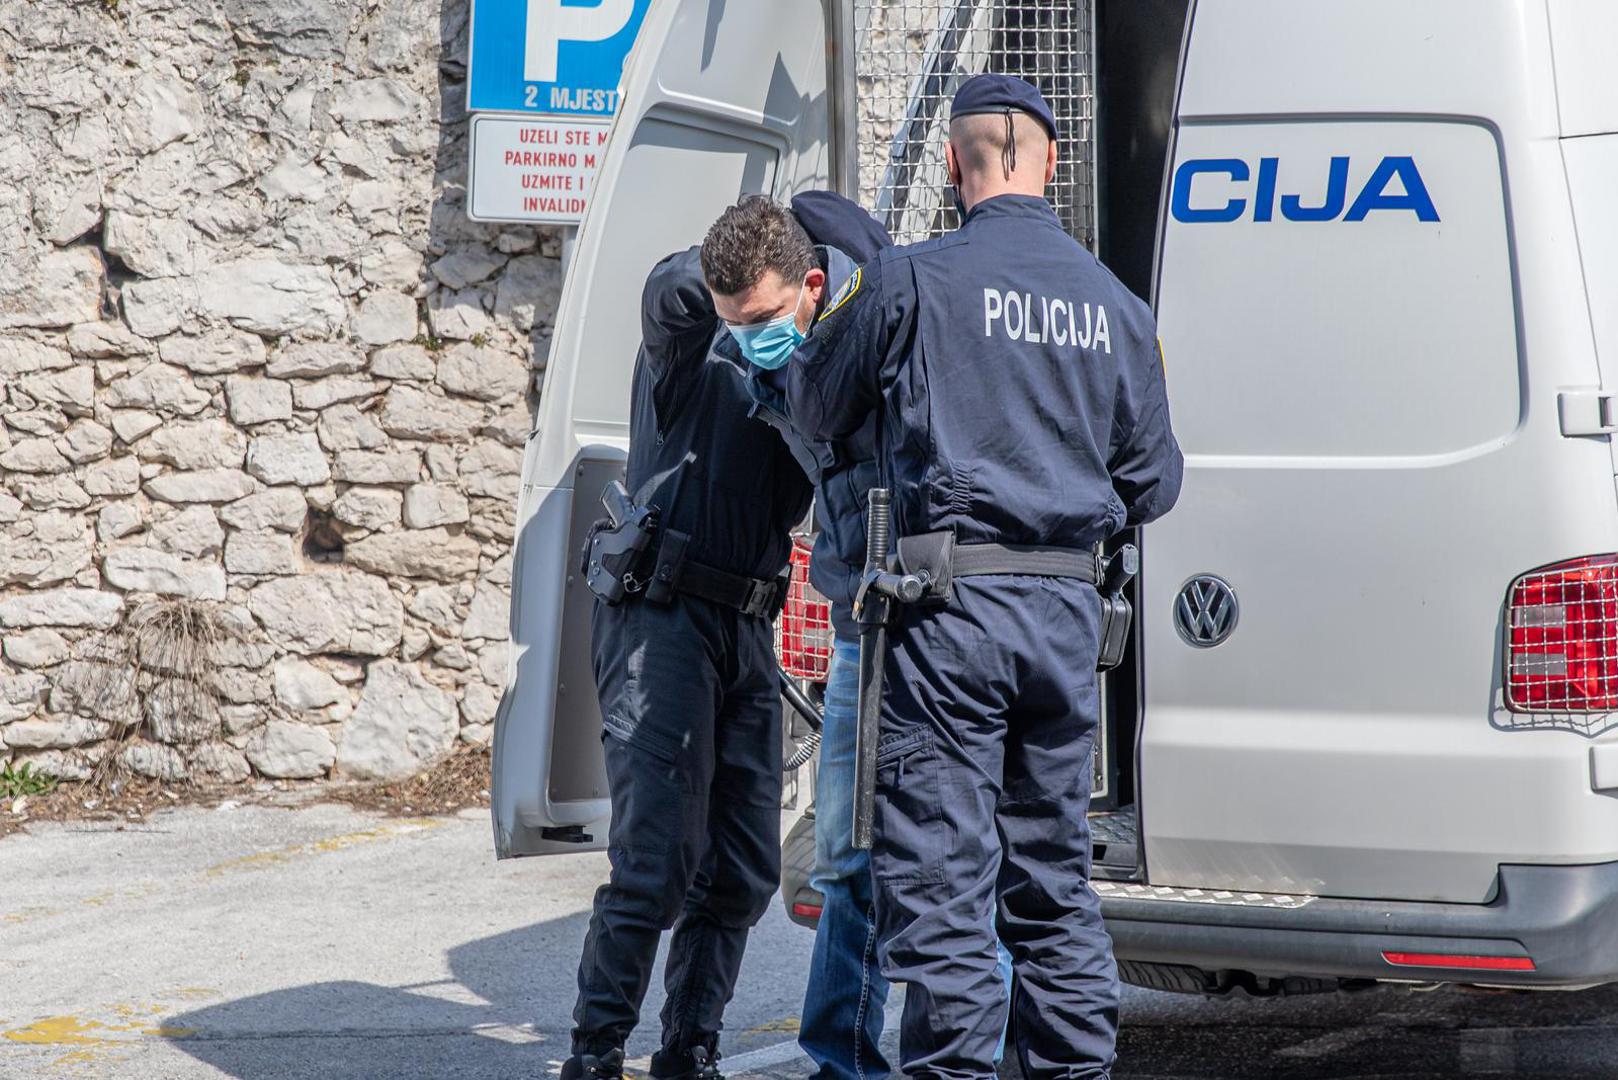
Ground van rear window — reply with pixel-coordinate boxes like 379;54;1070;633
1155;119;1520;459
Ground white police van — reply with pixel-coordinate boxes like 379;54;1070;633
493;0;1618;994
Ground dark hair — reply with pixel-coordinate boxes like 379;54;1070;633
700;196;816;296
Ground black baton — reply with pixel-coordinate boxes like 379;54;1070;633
853;489;892;851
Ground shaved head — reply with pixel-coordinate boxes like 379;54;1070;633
946;111;1058;212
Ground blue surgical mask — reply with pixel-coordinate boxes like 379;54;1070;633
727;284;808;370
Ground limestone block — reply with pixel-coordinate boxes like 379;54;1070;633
122;740;187;781
335;660;457;781
17;366;95;416
103;363;211;416
191;741;251;783
12;475;93;510
136;419;248;470
493;254;564;333
109;410;163;444
0;338;74;376
460;681;500;726
292;376;377;410
427;286;491;341
430;250;504;290
197;260;344;336
0;587;122;628
158;328;267;374
219;487;307;533
244;720;335;779
225;375;294;425
103;547;227;601
0;438;71;474
245;433;330;486
315;403;388;451
0;247;103;330
5;716;110;748
149;505;224;558
144;468;257;504
401;483;468;529
58;419;114;464
83;456;142;497
67;322;153;359
224;532;301;575
435;343;528;402
266;341;365;378
331;78;423;122
344;527;480;583
408;586;459;631
273;656;345;711
103;210;196;277
351;290;416;346
369;343;435;381
121;277;199;338
380;386;483;441
247;569;403;655
219;0;349;60
333;486;402;530
461;581;510;641
118;72;204;155
96;499;149;543
4;629;70;668
459;440;521;500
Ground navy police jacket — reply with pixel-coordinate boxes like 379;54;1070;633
626;247;813;584
787;194;1183;548
747;244;882;642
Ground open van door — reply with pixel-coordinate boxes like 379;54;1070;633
492;0;852;858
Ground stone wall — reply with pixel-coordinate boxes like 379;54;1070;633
0;0;558;784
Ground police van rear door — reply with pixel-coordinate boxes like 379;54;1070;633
1138;0;1618;903
491;0;849;858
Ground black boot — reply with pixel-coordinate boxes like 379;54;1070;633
649;1043;723;1080
560;1048;625;1080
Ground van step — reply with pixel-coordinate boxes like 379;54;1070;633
1094;880;1318;910
1089;808;1139;879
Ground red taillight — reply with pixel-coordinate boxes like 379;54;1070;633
791;902;824;920
1506;555;1618;712
776;536;833;682
1382;951;1535;972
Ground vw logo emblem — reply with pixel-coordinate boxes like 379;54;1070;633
1174;575;1238;648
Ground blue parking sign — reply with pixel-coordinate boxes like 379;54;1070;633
467;0;652;116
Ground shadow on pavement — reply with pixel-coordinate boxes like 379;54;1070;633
162;910;593;1079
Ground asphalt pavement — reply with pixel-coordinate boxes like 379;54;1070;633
4;801;1617;1079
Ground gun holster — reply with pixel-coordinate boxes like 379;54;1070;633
1095;544;1140;671
892;532;955;605
582;482;658;606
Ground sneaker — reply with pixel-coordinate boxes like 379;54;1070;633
560;1048;625;1080
648;1044;723;1080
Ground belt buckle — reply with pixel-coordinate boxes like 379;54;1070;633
741;579;775;618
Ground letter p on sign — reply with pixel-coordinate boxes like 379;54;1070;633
525;0;635;83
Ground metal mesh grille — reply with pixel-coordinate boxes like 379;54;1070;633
852;0;1096;248
776;537;834;681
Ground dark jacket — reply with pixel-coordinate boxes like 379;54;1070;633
626;247;813;585
787;194;1183;546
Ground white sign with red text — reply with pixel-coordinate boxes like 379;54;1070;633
467;114;612;225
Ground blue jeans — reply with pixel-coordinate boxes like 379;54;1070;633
802;639;1010;1080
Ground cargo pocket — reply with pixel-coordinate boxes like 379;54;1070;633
602;710;682;767
872;727;947;885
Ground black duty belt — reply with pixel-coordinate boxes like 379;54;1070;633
951;542;1099;584
664;558;785;618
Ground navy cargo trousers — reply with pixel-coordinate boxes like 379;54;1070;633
871;575;1117;1080
571;594;783;1057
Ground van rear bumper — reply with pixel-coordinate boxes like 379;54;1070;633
1103;861;1618;988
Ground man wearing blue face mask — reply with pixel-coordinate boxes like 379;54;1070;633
702;193;896;1080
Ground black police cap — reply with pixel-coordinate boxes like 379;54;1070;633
949;73;1058;141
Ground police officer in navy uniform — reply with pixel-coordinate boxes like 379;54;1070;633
562;207;814;1080
784;75;1184;1079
